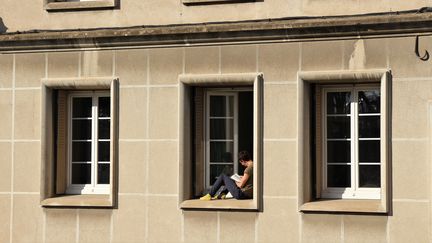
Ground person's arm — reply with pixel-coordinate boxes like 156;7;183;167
235;173;250;188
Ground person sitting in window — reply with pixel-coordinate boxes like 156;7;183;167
200;150;253;200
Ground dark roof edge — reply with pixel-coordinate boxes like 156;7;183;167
1;10;432;52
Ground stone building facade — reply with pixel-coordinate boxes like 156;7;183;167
0;0;431;242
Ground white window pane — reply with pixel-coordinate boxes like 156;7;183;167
327;141;350;163
326;92;351;114
72;141;91;161
327;165;351;187
72;120;92;140
210;141;234;162
210;119;233;139
358;116;380;138
359;165;380;188
72;97;92;118
327;116;350;139
358;90;380;114
359;140;380;162
72;163;91;184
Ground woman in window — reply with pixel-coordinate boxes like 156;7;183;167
200;150;253;200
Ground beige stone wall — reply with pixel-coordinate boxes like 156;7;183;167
0;36;431;242
0;0;429;32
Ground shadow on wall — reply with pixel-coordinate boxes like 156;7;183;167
0;18;8;33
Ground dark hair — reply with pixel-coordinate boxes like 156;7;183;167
238;150;251;161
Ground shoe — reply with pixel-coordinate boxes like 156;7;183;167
218;193;227;199
199;194;212;201
225;192;233;199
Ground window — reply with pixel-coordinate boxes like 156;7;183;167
298;70;391;214
44;0;117;11
41;78;118;207
179;73;263;211
320;85;381;199
203;89;253;190
67;92;111;194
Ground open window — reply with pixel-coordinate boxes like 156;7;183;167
179;73;263;211
194;88;253;193
298;70;391;214
41;78;119;207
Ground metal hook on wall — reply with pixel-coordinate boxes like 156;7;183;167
415;35;430;61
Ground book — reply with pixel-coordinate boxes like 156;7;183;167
230;173;242;182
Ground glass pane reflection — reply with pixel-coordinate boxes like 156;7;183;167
358;90;380;114
327;92;351;114
210;165;233;185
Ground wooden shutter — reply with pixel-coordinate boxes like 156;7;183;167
56;90;68;194
194;87;205;197
315;86;322;198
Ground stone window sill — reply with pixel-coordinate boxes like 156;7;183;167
183;0;254;4
45;1;116;11
300;199;387;214
180;199;257;211
41;194;112;208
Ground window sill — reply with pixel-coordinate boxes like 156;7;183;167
183;0;254;4
300;199;387;214
41;194;112;208
180;199;257;211
45;1;116;11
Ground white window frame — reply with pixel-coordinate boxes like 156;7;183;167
321;85;381;199
204;91;239;189
66;91;111;195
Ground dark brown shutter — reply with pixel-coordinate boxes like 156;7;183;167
315;86;322;198
194;87;205;197
56;90;68;194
